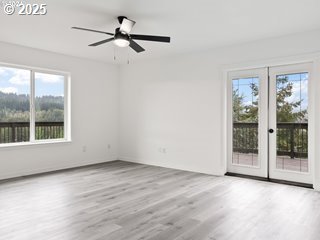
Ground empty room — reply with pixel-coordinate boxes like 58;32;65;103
1;0;320;239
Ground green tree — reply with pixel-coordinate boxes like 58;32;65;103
233;76;307;158
233;76;306;123
232;82;259;123
232;89;245;122
276;76;306;123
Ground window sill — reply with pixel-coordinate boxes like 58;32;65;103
0;139;72;149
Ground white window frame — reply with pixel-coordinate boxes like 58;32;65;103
0;62;71;147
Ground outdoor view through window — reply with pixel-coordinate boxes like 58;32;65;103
232;77;259;166
276;73;308;172
232;73;308;173
0;66;65;144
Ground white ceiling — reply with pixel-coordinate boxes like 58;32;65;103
1;0;320;64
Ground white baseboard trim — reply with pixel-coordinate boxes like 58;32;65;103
118;156;225;176
313;183;320;191
0;157;118;181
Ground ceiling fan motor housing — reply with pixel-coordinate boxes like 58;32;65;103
117;16;127;24
115;27;130;41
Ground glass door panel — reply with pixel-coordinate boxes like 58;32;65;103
232;77;259;167
276;73;308;172
227;68;268;178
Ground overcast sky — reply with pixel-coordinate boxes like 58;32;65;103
0;66;64;97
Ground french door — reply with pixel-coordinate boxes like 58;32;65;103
227;68;269;178
227;63;313;184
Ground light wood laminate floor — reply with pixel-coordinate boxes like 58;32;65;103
1;161;320;240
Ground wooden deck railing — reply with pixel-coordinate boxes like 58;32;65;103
0;122;64;143
233;122;308;158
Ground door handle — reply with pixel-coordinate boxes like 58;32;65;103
269;129;274;133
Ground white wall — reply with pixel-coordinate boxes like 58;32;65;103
119;29;320;177
2;29;320;186
0;42;119;180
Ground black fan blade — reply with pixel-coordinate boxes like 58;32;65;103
89;38;114;46
130;40;145;53
130;34;170;43
72;27;114;36
120;18;136;33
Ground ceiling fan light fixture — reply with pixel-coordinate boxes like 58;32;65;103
114;38;130;47
113;30;130;47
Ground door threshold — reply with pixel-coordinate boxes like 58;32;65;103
225;172;313;189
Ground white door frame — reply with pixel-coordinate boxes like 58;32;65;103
268;63;314;184
226;62;315;185
227;68;268;178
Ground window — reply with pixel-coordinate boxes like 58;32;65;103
0;64;70;145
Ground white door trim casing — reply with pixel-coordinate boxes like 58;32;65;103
313;58;320;191
224;59;317;186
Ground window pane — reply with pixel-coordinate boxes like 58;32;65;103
0;66;30;144
0;67;68;145
35;72;64;140
232;77;259;166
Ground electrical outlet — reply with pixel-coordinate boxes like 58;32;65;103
82;146;87;152
158;147;167;153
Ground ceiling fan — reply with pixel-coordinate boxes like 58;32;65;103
72;16;170;53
